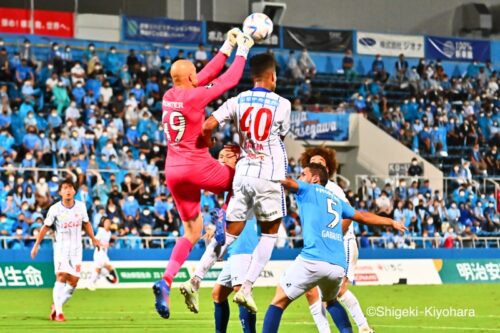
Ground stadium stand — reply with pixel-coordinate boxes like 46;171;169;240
0;32;498;252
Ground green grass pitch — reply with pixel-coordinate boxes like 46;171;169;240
0;284;498;332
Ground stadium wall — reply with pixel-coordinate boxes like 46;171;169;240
284;114;444;194
1;249;498;289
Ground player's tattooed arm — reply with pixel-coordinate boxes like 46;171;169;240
201;116;220;148
30;225;50;259
352;211;407;233
281;177;299;193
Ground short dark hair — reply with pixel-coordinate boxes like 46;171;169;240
58;178;77;192
305;163;329;186
249;53;276;79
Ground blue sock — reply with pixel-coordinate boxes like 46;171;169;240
262;304;283;333
327;301;353;333
239;304;256;333
214;300;230;333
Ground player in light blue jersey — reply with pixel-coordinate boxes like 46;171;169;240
262;164;406;333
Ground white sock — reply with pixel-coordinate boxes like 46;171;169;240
309;300;331;333
242;233;277;292
53;281;65;315
339;290;368;328
61;284;75;305
193;233;237;285
90;270;100;284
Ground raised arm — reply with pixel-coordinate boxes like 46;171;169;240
280;177;299;193
352;211;407;233
196;33;254;106
197;28;240;86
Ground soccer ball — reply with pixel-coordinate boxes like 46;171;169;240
242;13;273;43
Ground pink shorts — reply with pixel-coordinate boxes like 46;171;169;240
165;159;234;221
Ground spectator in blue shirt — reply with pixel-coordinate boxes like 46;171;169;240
15;58;34;86
72;82;86;105
131;83;145;103
122;195;140;219
22;127;41;151
371;54;386;82
105;47;121;75
0;107;11;130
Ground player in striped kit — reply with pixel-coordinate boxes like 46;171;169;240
193;53;291;314
87;217;118;291
301;147;374;333
31;179;100;322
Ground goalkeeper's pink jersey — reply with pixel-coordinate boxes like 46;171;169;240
162;52;246;167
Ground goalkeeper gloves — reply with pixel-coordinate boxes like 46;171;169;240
220;27;241;57
235;32;254;59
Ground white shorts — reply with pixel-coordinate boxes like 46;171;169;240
280;256;345;302
344;238;359;282
216;254;252;288
93;249;111;269
54;254;82;278
227;175;286;222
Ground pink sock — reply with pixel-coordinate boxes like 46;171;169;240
163;237;193;286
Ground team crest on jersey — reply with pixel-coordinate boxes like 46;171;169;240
205;83;215;89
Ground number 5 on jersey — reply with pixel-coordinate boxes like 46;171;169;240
240;106;273;141
326;198;340;229
163;111;186;142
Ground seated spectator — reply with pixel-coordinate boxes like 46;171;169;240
408;158;423;176
287;50;303;80
342;49;355;81
395;53;409;83
298;48;316;78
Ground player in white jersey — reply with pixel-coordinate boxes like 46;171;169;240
87;217;118;291
31;179;100;322
188;53;291;314
301;147;374;333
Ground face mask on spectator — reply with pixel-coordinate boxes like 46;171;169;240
16;229;23;235
140;155;146;160
22;204;28;210
111;49;116;54
489;203;494;208
8;176;14;182
144;210;150;216
89;46;95;51
109;206;116;213
153;146;159;152
135;84;141;89
459;191;465;197
128;196;134;202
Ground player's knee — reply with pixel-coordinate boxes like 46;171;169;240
211;288;225;303
305;288;319;303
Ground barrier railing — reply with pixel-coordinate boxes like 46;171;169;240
360;236;500;249
2;235;499;250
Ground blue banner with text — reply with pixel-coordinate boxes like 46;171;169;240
426;36;490;62
290;112;349;141
122;16;202;44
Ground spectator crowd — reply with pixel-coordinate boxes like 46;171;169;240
0;36;498;250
